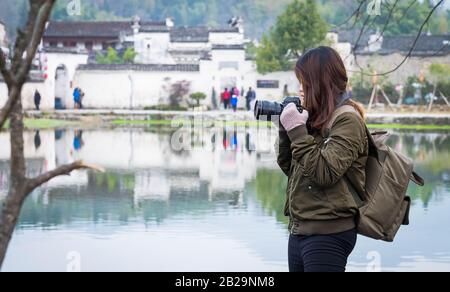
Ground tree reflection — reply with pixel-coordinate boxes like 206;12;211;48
249;169;288;225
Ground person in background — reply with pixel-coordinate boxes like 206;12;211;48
34;90;41;111
73;130;84;151
233;87;240;98
34;130;41;150
78;88;85;109
73;87;81;109
222;88;231;110
245;87;256;111
231;90;238;112
283;84;289;97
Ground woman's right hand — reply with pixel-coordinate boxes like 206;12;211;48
280;103;309;132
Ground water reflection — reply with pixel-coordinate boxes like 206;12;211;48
34;131;41;150
0;128;449;271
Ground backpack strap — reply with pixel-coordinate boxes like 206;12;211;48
325;105;361;134
411;171;425;186
325;104;380;161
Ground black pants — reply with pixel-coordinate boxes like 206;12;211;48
288;229;357;272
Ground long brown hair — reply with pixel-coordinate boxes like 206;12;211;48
295;46;364;133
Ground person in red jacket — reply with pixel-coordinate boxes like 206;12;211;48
222;88;231;110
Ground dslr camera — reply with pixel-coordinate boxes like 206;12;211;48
254;96;303;121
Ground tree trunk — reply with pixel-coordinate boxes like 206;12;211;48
0;187;27;268
0;98;27;269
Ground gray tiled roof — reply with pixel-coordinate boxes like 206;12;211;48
378;35;450;56
44;21;166;38
43;47;83;54
209;27;240;33
212;44;245;50
44;21;242;45
336;29;375;49
170;26;240;43
170;27;210;43
336;29;450;56
139;25;170;33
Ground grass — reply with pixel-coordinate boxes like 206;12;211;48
23;118;77;129
4;118;449;131
366;124;450;131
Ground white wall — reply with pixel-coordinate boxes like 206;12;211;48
210;32;244;45
73;59;299;109
169;42;210;51
0;81;53;110
253;71;301;102
74;69;210;109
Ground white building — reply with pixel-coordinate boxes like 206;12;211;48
30;18;299;110
5;18;411;111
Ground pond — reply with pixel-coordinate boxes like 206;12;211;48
0;126;449;272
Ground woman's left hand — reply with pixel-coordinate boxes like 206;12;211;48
280;103;309;132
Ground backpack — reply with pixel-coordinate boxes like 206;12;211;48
327;105;425;242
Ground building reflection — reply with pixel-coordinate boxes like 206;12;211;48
0;129;449;226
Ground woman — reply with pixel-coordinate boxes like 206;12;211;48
277;46;368;272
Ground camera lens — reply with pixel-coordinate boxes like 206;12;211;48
254;101;283;121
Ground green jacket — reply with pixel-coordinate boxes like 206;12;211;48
277;111;368;235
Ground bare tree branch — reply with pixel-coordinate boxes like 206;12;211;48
26;161;105;192
397;0;419;23
351;0;445;77
334;0;368;29
11;0;44;74
347;14;372;59
369;0;399;45
17;0;55;85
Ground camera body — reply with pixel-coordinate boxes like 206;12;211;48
254;96;303;121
